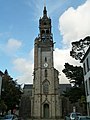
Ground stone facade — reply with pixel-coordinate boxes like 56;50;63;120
20;5;86;120
32;6;61;119
19;5;86;120
20;83;87;119
19;85;33;119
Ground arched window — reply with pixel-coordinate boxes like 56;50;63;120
43;104;49;118
42;30;45;34
46;30;49;34
44;22;46;25
45;69;47;77
43;80;49;94
45;57;47;62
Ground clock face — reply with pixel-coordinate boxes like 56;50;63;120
44;63;48;67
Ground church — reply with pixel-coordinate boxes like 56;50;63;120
19;5;70;120
32;5;61;119
19;4;86;120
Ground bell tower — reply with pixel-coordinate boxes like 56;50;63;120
32;5;61;120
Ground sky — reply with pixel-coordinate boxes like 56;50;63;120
0;0;90;85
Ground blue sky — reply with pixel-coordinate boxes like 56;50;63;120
0;0;89;84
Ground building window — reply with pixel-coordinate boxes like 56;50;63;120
87;102;90;116
44;22;46;25
83;63;86;75
45;57;47;62
87;58;89;72
89;78;90;95
46;30;49;34
42;30;45;34
43;80;49;94
45;69;47;77
85;80;89;96
43;104;49;118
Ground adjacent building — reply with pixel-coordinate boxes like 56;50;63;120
19;84;33;119
81;46;90;115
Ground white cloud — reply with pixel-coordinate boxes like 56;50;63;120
54;48;81;83
13;1;90;85
0;38;22;56
13;47;81;84
54;0;90;83
53;0;90;83
6;38;22;52
13;49;34;84
59;0;90;47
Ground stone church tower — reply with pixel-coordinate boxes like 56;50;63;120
32;5;61;120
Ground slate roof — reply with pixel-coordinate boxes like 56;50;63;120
59;84;71;95
23;84;33;89
23;83;71;95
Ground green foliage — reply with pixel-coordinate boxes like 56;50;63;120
70;36;90;60
63;86;85;103
0;100;7;113
62;63;86;104
0;69;22;112
62;63;84;87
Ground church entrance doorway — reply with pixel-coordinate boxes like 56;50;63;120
43;103;49;118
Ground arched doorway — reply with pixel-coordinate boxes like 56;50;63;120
43;103;49;118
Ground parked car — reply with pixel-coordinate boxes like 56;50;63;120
65;113;70;120
4;114;18;120
70;112;81;120
76;116;90;120
65;112;81;120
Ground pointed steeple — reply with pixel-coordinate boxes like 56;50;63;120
43;0;47;17
38;3;53;42
43;6;47;17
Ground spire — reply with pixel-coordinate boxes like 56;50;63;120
38;1;52;42
43;0;47;17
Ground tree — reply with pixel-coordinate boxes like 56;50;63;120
62;63;86;104
64;36;89;112
0;100;7;115
63;87;85;103
62;63;84;87
0;69;22;113
70;36;90;60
